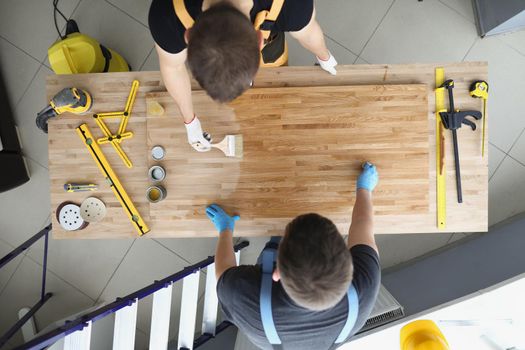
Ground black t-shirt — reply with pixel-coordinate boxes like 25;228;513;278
148;0;314;54
217;244;381;350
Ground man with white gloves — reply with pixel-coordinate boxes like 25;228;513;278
149;0;337;151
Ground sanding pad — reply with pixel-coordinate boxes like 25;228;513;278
57;202;87;231
80;197;106;223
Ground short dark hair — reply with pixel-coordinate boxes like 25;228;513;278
278;214;353;311
187;2;259;103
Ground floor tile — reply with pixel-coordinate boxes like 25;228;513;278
154;237;217;264
286;34;358;66
0;37;40;107
488;143;506;179
236;236;268;266
498;29;525;57
0;239;24;294
0;256;94;346
71;0;153;71
0;0;80;62
97;239;205;339
0;159;51;247
140;47;159;71
488;156;525;226
509;129;525;165
439;0;476;22
360;0;478;64
465;36;525;151
355;57;370;64
375;233;453;269
107;0;152;27
447;232;470;244
315;0;394;55
13;65;53;169
27;237;135;300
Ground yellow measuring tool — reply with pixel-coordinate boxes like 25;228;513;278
76;123;149;236
93;80;140;168
469;80;489;157
435;68;447;229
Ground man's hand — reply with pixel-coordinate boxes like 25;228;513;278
185;116;212;152
357;162;379;192
316;51;338;75
206;204;240;234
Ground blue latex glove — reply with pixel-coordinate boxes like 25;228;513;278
356;162;379;192
206;204;240;234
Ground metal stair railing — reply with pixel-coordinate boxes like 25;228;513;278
8;230;249;350
0;224;52;348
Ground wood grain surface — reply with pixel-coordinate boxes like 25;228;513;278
47;62;488;239
146;85;429;235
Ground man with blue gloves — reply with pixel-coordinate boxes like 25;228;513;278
206;162;381;350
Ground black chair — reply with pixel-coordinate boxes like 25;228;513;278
0;68;30;192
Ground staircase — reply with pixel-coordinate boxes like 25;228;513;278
1;224;249;350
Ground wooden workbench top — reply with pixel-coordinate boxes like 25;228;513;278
47;63;488;239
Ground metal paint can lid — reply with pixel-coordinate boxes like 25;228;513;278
151;146;165;160
148;165;166;182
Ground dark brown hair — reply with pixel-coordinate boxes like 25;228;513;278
187;2;259;103
278;214;353;311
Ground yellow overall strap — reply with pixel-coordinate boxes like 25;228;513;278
253;0;285;40
173;0;195;29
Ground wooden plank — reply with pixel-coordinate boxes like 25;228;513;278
47;63;488;238
145;85;429;236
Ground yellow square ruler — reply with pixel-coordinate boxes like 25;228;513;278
76;123;149;236
435;68;446;229
93;80;139;168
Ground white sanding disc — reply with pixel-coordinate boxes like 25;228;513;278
58;204;85;231
80;197;107;223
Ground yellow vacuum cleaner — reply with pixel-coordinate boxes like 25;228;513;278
48;0;130;74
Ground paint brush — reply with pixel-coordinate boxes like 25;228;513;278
211;135;243;158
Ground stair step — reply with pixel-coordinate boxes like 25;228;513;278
64;321;92;350
201;263;218;336
113;300;138;350
177;271;200;350
150;284;173;350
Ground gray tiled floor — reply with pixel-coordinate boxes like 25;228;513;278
1;0;525;348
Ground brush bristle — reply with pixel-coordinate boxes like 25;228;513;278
222;135;243;158
234;135;243;158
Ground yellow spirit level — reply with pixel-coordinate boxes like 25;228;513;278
76;123;149;236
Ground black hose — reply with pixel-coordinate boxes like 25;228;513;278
53;0;69;39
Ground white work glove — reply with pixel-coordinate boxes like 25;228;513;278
316;51;338;75
185;116;212;152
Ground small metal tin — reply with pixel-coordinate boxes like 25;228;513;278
146;185;167;203
151;145;165;160
148;165;166;182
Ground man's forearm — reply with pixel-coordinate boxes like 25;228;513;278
215;229;237;280
160;64;195;123
348;189;378;251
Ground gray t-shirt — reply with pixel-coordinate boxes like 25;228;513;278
217;245;381;350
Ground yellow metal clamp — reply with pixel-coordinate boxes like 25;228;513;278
435;68;447;229
76;123;149;236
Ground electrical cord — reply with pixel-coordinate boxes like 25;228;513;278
53;0;68;39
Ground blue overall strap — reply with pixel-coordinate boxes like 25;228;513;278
334;283;359;344
260;247;282;345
